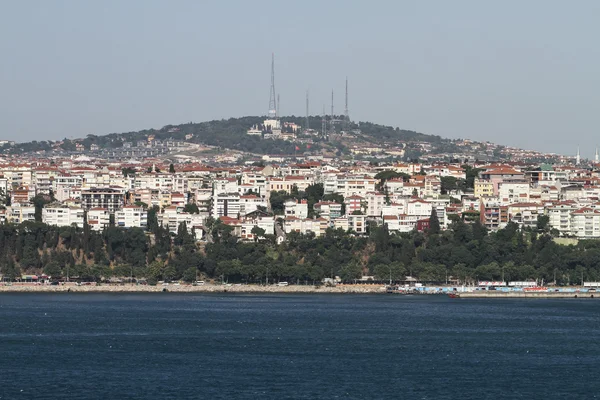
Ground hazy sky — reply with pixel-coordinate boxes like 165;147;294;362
1;0;599;157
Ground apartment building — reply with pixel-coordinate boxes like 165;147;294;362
115;206;147;229
87;208;111;231
42;206;84;228
81;187;125;213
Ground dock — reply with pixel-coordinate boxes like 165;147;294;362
458;291;598;299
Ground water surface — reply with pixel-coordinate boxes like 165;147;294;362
1;294;599;399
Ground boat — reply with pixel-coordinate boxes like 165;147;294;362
448;293;460;298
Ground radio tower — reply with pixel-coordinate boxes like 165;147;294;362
305;90;310;130
321;105;327;137
331;90;334;118
277;94;280;118
268;53;277;118
330;90;334;133
344;77;349;122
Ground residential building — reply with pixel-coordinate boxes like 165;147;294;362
42;206;84;228
81;187;125;213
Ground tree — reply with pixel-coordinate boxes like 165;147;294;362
373;262;406;283
440;176;457;195
251;226;266;242
122;167;136;176
32;194;51;222
182;266;198;283
169;163;176;173
147;206;160;232
428;209;440;235
536;215;550;232
269;190;292;215
183;203;200;214
462;165;484;189
339;261;363;282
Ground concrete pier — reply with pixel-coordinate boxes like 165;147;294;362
0;283;388;294
459;292;598;299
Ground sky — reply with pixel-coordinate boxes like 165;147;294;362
1;0;599;157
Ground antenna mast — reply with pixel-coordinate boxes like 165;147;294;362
268;53;277;118
344;77;349;122
321;105;326;137
331;90;334;119
330;90;334;133
305;90;310;130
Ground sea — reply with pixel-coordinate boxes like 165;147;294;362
1;293;599;399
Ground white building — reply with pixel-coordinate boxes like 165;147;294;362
87;208;111;231
284;199;308;219
507;203;544;229
498;180;530;205
42;206;85;228
6;205;36;224
115;206;148;229
213;193;241;219
366;192;386;218
570;207;600;238
407;199;432;220
313;201;343;219
547;201;577;235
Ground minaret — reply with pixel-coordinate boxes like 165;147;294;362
595;147;598;163
576;147;581;165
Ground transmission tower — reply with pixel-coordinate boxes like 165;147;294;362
344;77;349;122
305;90;310;130
330;90;335;133
277;94;280;118
331;90;334;118
268;53;277;118
321;105;327;137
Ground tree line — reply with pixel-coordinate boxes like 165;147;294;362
0;213;599;286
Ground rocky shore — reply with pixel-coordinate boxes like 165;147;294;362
0;283;388;294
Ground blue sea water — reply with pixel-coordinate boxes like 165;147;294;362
1;294;599;399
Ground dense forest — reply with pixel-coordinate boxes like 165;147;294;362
1;214;599;287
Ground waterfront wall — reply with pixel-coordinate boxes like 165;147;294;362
460;292;598;299
0;283;388;294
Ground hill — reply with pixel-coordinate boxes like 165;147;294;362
2;116;479;159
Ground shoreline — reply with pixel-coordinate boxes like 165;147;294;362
0;283;389;294
1;284;596;298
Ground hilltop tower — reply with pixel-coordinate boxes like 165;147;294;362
268;53;277;118
305;90;310;130
344;77;349;122
595;147;598;163
331;90;334;118
321;105;327;137
330;90;334;132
